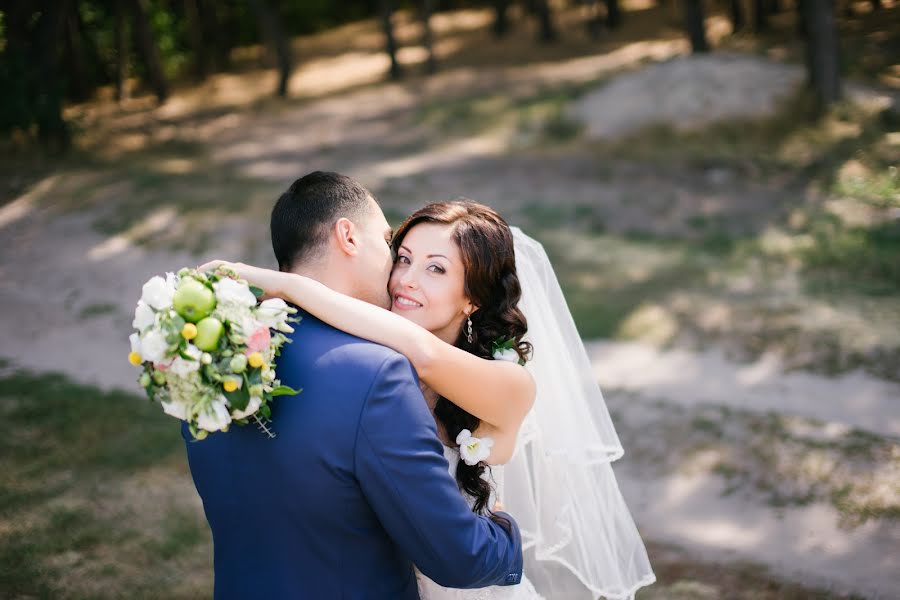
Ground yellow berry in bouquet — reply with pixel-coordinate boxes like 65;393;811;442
223;378;240;393
248;352;265;369
181;323;198;340
128;351;142;366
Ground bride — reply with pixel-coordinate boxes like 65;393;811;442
201;200;655;599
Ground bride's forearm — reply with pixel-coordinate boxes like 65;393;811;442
273;273;438;375
272;273;533;435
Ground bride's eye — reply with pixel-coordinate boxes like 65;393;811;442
427;264;445;274
396;255;411;265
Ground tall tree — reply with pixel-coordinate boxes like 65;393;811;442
247;0;293;97
379;0;403;80
184;0;207;81
421;0;437;75
685;0;710;52
802;0;841;108
129;0;169;103
534;0;558;42
753;0;769;32
493;0;511;37
729;0;745;32
64;1;91;101
606;0;622;29
114;0;128;101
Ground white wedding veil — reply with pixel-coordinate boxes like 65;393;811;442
497;227;655;599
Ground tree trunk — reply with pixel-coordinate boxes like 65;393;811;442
606;0;622;29
729;0;745;32
421;0;437;75
247;0;292;97
803;0;841;108
36;0;72;148
114;0;128;101
129;0;169;103
184;0;207;81
493;0;511;37
753;0;768;32
685;0;710;52
584;0;603;39
534;0;558;42
379;0;403;80
65;0;91;101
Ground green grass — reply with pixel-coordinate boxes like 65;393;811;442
0;371;211;599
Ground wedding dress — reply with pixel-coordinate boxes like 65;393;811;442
417;228;654;600
415;445;546;600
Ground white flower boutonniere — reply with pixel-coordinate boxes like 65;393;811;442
456;429;494;466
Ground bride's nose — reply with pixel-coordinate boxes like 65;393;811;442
399;269;419;290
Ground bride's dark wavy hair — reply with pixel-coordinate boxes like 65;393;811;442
391;200;532;514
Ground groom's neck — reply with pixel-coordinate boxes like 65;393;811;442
288;263;356;298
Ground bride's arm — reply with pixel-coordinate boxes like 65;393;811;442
201;261;535;451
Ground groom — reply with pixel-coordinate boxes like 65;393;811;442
184;171;523;599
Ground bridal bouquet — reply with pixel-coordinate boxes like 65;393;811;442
128;267;300;439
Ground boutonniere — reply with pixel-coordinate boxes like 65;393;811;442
456;429;494;466
491;337;525;365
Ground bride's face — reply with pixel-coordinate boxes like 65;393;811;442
389;223;474;344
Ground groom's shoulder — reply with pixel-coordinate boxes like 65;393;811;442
289;313;417;380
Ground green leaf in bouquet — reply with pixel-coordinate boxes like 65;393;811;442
247;368;263;385
204;364;223;382
223;383;250;411
270;385;301;397
250;285;264;298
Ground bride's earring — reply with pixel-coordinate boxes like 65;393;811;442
466;314;473;344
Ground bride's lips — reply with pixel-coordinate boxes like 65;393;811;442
393;293;423;310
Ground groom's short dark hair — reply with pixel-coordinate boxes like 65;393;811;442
271;171;375;271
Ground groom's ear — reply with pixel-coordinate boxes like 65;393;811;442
333;217;360;257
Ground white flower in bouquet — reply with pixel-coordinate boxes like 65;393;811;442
257;298;295;333
197;397;232;432
168;344;202;377
230;395;262;420
132;301;156;332
141;275;175;310
161;399;189;420
214;277;257;307
140;330;170;363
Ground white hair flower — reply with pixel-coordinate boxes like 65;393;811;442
456;429;494;466
493;348;520;363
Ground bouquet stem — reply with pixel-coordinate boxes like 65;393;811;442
253;414;276;439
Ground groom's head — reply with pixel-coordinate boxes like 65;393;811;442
271;171;393;309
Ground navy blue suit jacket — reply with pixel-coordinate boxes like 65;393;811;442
184;312;523;599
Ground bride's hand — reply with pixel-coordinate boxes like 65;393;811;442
197;260;287;300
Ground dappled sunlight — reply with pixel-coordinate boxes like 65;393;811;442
589;340;900;437
87;207;178;261
0;175;58;229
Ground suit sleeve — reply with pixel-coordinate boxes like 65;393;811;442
354;353;523;589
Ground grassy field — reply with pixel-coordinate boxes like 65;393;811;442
0;370;211;599
0;368;872;599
